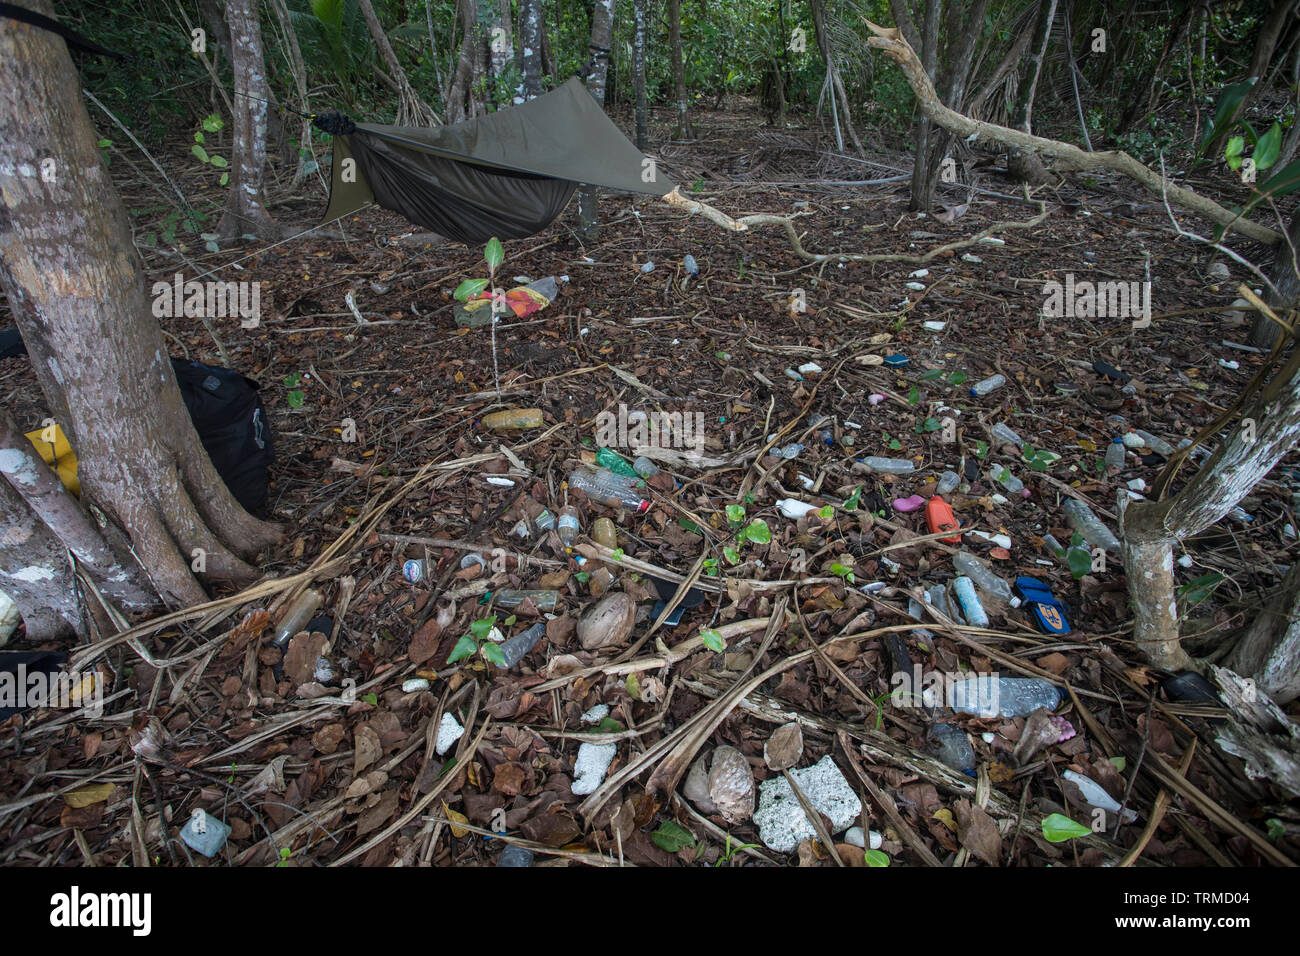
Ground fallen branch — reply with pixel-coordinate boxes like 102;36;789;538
860;19;1284;246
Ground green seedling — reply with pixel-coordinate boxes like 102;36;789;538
447;615;506;667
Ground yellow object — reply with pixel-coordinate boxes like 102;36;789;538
482;408;544;430
24;423;79;496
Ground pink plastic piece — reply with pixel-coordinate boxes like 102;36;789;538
892;494;926;513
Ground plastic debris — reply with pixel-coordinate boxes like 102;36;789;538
951;577;990;627
893;494;925;513
948;676;1064;718
436;713;465;755
1063;770;1137;824
1062;498;1122;552
860;456;915;474
970;374;1006;397
497;844;535;867
753;755;862;853
571;742;617;795
180;809;231;858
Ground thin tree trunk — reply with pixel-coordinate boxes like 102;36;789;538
907;0;941;210
810;0;864;154
0;4;284;609
520;0;544;100
1249;210;1300;348
448;0;489;122
269;0;314;189
669;0;693;139
487;0;514;106
1006;0;1058;185
633;0;649;149
1229;559;1300;703
218;0;279;240
577;0;618;241
358;0;438;125
1203;0;1298;157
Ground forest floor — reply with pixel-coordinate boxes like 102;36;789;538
1;101;1298;867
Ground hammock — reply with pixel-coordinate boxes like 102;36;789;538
315;78;675;243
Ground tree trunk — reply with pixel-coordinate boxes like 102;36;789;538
1203;0;1298;157
218;0;279;240
358;0;438;125
1114;5;1192;136
0;474;82;641
577;0;618;242
0;4;284;610
520;0;544;100
269;0;315;189
669;0;693;139
487;0;514;105
1249;189;1300;349
906;0;942;210
1006;0;1057;186
1229;559;1300;703
633;0;649;149
1122;340;1300;682
810;0;864;154
447;0;490;122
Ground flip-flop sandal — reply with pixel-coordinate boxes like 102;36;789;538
1014;577;1072;634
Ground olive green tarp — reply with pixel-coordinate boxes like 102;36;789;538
318;78;675;243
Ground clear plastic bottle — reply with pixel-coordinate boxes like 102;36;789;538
952;552;1012;605
860;456;915;474
1042;534;1067;560
632;455;659;478
557;507;580;547
951;577;990;627
491;589;560;611
990;422;1024;448
482;408;544;430
989;465;1024;494
1104;437;1126;473
936;470;961;495
596;447;639;478
273;589;322;647
1121;431;1145;449
569;468;650;513
1062;498;1121;552
930;722;975;775
948;676;1064;718
969;374;1006;397
1135;429;1175;457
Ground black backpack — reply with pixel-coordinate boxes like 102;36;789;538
170;359;275;517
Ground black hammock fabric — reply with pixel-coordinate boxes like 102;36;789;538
315;78;674;243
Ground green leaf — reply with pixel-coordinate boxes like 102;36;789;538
830;562;855;583
484;237;504;272
843;486;862;511
1041;813;1092;842
194;131;205;145
469;616;497;640
742;518;771;544
191;144;209;163
701;629;724;653
865;849;891;867
1108;756;1127;773
919;368;944;381
888;437;902;451
1252;156;1300;210
677;518;703;535
287;389;305;408
818;505;835;520
723;546;740;564
480;642;506;667
202;113;224;133
593;716;624;733
974;440;989;459
907;385;920;405
1066;546;1092;580
361;692;379;706
610;547;625;562
1178;572;1225;606
219;172;229;187
725;503;746;525
453;278;489;302
447;634;479;663
650;821;696;852
626;672;641;699
1266;817;1285;841
922;417;942;433
947;370;967;386
209;155;228;169
574;571;591;583
1256;122;1282;170
96;138;112;148
1225;135;1244;161
283;373;301;387
1200;78;1257;154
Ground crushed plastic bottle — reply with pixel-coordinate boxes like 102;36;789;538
776;443;804;459
936;470;961;495
1062;498;1121;552
860;456;915;474
592;517;618;551
596;447;640;478
1042;534;1067;559
1121;431;1145;449
1104;438;1126;473
273;589;323;647
951;577;990;627
683;254;699;275
569;468;650;513
990;422;1024;448
989;465;1024;494
948;676;1065;718
632;455;659;478
482;408;544;430
497;844;535;867
953;552;1013;605
969;374;1006;397
490;589;559;612
500;621;547;668
1135;429;1175;457
930;722;975;776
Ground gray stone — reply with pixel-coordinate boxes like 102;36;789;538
707;746;755;824
753;755;862;853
